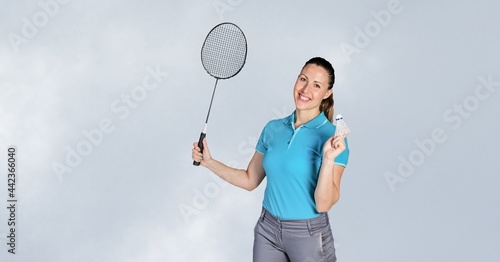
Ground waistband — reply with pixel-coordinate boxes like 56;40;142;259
259;207;330;234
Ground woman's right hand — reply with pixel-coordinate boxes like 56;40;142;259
191;139;266;191
192;138;212;166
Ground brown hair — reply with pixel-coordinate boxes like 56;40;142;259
303;57;335;122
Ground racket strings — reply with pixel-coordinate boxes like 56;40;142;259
202;23;247;79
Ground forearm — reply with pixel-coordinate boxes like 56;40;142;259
203;158;254;191
314;160;340;212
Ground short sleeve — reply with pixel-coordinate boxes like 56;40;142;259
255;124;268;155
334;138;350;167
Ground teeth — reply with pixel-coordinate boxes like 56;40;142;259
299;94;310;100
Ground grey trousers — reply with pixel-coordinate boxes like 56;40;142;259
253;208;336;262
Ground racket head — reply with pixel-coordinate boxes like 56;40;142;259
201;22;247;80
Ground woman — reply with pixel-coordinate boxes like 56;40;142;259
192;57;349;261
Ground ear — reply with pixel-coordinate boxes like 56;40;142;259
323;89;332;100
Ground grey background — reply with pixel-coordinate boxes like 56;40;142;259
1;0;499;261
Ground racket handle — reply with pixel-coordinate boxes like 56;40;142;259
193;132;206;166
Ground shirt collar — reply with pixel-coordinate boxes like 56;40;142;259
284;110;329;129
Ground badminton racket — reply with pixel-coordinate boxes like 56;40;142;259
193;22;248;166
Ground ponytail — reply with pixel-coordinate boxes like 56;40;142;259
320;93;334;122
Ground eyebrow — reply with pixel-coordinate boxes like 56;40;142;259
299;74;324;85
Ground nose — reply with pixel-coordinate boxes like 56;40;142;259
300;82;311;93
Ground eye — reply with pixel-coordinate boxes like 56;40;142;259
314;84;321;88
299;77;306;81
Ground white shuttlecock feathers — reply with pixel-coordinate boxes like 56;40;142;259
334;114;350;137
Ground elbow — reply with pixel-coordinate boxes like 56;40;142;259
244;186;255;192
244;182;258;192
316;197;340;213
316;204;332;213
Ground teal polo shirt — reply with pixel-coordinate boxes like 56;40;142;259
256;111;349;220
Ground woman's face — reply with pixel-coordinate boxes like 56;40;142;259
293;64;332;113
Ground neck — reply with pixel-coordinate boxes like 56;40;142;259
294;109;320;128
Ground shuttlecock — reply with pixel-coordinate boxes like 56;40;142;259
334;114;350;137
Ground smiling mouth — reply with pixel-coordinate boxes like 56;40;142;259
298;94;311;101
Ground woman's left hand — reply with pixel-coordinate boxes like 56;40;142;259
322;135;346;162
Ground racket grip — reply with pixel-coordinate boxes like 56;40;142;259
193;132;206;166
